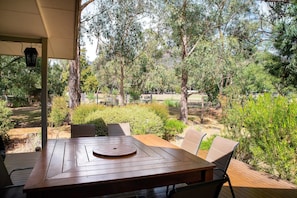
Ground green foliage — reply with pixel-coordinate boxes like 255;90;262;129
139;103;169;123
0;100;13;141
234;53;277;95
199;135;217;151
0;55;41;103
71;104;107;136
6;96;29;107
223;93;297;184
129;90;141;101
163;99;179;108
49;96;68;127
71;104;105;124
84;105;164;136
86;93;96;102
163;119;186;141
48;61;68;96
267;3;297;89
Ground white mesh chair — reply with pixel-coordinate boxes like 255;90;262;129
180;128;206;155
205;136;239;198
167;128;206;195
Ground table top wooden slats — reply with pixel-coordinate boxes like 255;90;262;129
24;134;215;198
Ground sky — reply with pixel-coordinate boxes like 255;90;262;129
85;37;97;62
82;1;97;62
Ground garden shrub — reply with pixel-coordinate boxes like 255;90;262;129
49;96;68;127
223;93;297;184
139;103;169;123
0;100;14;141
71;104;105;124
163;119;186;140
163;99;179;107
71;104;107;136
84;105;164;136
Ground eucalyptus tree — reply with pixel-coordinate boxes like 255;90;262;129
128;29;174;97
48;60;68;96
68;0;94;109
162;0;260;123
79;48;99;93
264;0;297;93
162;0;212;123
89;0;157;105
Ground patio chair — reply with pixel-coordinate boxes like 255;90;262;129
107;123;131;136
0;157;32;198
71;124;96;138
180;128;206;155
169;173;228;198
205;136;239;198
167;128;206;195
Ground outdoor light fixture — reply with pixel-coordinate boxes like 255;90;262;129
24;47;38;67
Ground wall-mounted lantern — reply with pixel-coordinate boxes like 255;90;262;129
24;47;38;67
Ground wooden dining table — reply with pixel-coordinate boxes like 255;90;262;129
24;134;215;198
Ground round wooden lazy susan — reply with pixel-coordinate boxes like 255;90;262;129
93;144;137;157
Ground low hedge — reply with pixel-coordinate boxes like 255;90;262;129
84;105;164;136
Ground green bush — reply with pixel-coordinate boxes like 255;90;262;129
71;104;105;124
49;96;68;127
85;105;164;136
71;104;107;136
223;93;297;184
163;119;186;140
0;100;14;141
163;99;179;107
140;103;169;123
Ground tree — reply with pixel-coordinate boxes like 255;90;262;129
90;0;154;105
162;0;258;122
265;1;297;92
0;55;41;103
68;0;94;109
48;60;68;96
80;48;99;93
161;0;212;123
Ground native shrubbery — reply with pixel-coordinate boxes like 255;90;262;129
223;93;297;184
0;100;14;141
49;96;68;127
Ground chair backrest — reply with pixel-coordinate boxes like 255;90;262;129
0;157;12;188
71;124;96;138
206;136;239;173
107;123;131;136
180;128;206;155
169;175;227;198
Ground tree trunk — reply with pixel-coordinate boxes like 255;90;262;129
179;0;189;123
69;57;81;109
68;0;94;109
180;69;188;123
119;63;125;106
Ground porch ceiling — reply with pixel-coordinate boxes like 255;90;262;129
0;0;80;60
